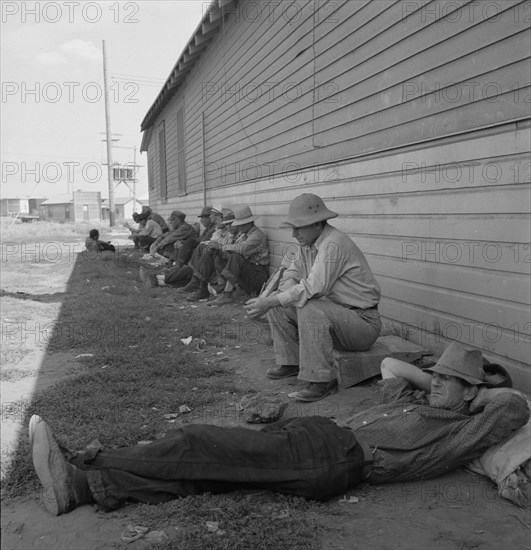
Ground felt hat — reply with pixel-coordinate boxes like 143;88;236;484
231;205;257;226
132;212;140;222
280;194;338;228
221;210;235;224
169;210;186;221
198;206;212;218
425;343;485;385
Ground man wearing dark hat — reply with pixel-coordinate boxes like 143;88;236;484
28;342;528;516
140;206;169;234
207;205;269;306
128;216;163;252
245;193;381;402
149;211;197;261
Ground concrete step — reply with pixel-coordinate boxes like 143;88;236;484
334;335;432;388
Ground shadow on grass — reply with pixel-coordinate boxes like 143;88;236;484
1;249;241;500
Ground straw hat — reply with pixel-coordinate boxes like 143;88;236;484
231;205;257;226
280;194;338;228
425;343;485;385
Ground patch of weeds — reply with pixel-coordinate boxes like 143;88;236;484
0;367;38;382
131;492;325;550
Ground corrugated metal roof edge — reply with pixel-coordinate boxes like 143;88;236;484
140;0;237;133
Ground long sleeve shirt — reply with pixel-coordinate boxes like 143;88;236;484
150;213;168;233
136;219;162;238
345;378;530;484
156;222;197;249
222;225;269;265
276;223;380;309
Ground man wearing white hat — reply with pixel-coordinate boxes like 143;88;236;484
245;193;381;402
207;205;269;306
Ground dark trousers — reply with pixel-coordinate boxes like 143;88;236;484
78;417;367;511
174;238;200;265
222;253;268;294
136;236;156;250
196;246;225;282
97;241;115;252
164;265;192;286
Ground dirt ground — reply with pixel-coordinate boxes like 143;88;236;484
1;237;530;550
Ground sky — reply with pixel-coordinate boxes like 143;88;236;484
1;0;208;200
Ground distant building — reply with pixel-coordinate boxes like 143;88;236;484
101;196;145;221
40;191;102;222
0;197;46;217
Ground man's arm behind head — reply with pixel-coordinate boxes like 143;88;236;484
380;357;432;392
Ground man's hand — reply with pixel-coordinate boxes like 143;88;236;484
244;296;280;319
469;386;489;414
469;386;525;414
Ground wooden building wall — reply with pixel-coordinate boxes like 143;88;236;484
144;0;531;387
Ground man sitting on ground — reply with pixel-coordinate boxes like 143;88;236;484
129;216;163;252
149;211;197;262
85;229;115;253
169;206;223;291
207;205;269;306
29;342;529;515
141;206;169;234
245;194;381;403
184;208;237;301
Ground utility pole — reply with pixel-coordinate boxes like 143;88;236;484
102;40;115;226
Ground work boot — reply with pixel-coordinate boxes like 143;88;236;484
208;291;233;306
289;380;338;402
178;275;200;293
266;365;300;379
139;267;157;288
187;281;209;301
29;415;93;515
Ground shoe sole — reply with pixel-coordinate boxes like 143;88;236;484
266;371;299;380
139;267;146;283
30;415;70;515
291;385;338;402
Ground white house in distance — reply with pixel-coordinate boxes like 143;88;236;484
139;0;530;387
101;196;145;222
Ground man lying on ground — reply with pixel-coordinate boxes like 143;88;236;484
245;193;381;402
85;229;115;253
30;342;528;515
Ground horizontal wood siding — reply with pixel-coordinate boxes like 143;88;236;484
145;0;531;388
